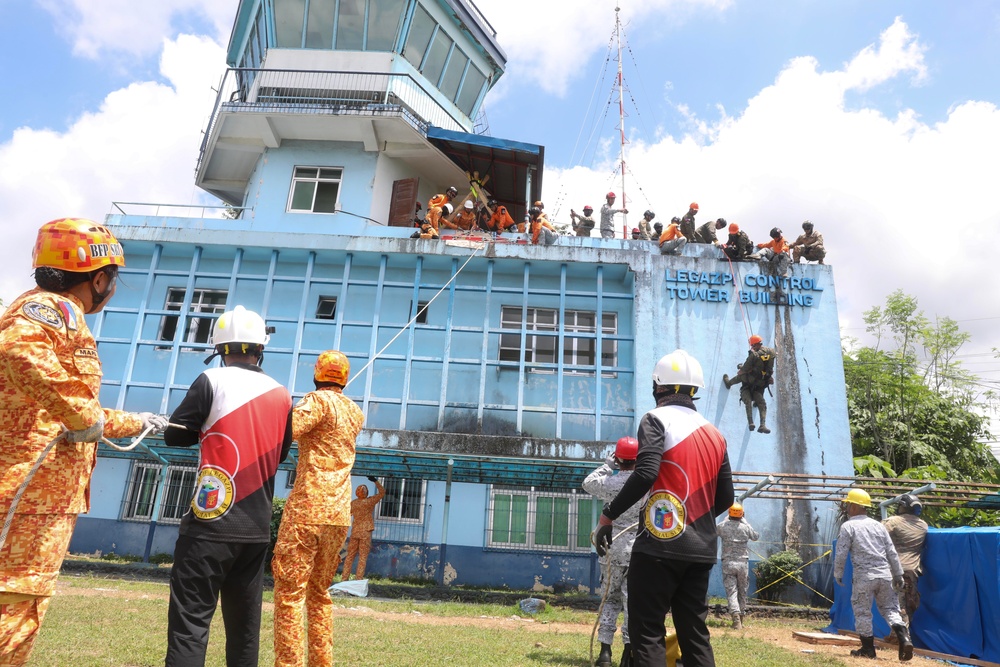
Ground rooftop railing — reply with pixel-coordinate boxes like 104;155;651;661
197;67;467;174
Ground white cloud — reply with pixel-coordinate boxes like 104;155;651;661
0;34;226;302
36;0;236;59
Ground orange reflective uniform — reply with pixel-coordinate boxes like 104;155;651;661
425;193;452;232
487;206;516;232
0;287;142;665
273;387;365;667
530;217;556;244
448;209;476;231
343;479;384;580
756;237;789;254
658;223;683;246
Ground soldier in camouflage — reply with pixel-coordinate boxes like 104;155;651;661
583;437;644;667
722;335;776;434
716;503;760;629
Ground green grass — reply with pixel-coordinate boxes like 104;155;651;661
33;575;846;667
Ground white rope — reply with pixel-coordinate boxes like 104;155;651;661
345;244;484;389
0;423;158;552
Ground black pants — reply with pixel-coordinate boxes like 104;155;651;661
627;552;715;667
165;536;268;667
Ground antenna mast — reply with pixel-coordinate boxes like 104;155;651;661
615;3;628;237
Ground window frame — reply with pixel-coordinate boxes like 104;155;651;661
315;296;337;320
376;477;426;524
158;287;229;346
486;485;597;553
498;306;618;377
287;166;344;214
121;462;198;524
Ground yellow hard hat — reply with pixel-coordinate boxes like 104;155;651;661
33;218;125;272
315;350;350;386
729;503;744;518
844;488;872;507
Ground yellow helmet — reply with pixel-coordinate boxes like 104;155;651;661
729;503;744;518
844;488;872;507
315;350;350;386
33;218;125;272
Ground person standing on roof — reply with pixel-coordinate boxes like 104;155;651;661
722;335;775;434
583;437;644;667
0;219;167;666
834;489;913;661
693;219;727;245
600;192;628;240
679;203;699;241
637;211;655;241
272;350;364;667
788;221;826;264
721;223;754;261
882;494;928;631
755;227;791;275
596;350;734;667
717;503;760;630
658;217;687;256
570;205;597;237
342;476;385;580
425;186;458;232
163;305;293;667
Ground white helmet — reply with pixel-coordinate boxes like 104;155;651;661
211;305;270;347
463;199;474;209
652;349;705;388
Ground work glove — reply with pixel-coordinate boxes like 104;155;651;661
138;413;169;434
835;577;843;588
892;576;904;593
604;454;618;470
367;475;377;483
65;417;105;443
594;513;613;557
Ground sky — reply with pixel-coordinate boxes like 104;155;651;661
1;0;999;445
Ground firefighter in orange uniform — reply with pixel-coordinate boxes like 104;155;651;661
425;186;458;232
0;219;166;666
342;477;384;580
272;350;365;667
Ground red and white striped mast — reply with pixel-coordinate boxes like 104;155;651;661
615;3;629;238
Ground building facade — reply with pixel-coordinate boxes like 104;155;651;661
70;0;853;597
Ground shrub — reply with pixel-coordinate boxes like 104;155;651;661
148;552;174;565
99;552;142;564
753;549;803;602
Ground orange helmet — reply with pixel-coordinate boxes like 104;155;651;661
728;223;739;234
315;350;350;386
33;218;125;272
689;202;699;211
749;335;763;346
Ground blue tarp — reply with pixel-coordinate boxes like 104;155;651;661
825;527;1000;663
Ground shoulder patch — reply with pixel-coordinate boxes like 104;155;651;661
22;301;64;330
57;301;78;331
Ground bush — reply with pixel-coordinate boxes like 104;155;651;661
148;552;174;565
99;552;142;564
753;549;803;602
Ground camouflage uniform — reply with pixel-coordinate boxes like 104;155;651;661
679;211;697;241
273;387;365;667
731;346;775;430
0;288;142;665
343;479;384;580
717;517;760;617
790;230;826;263
833;515;905;636
582;463;644;647
600;204;625;239
722;231;753;260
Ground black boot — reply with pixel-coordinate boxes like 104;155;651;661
619;643;632;667
757;404;771;434
850;635;877;659
597;642;613;667
893;624;913;661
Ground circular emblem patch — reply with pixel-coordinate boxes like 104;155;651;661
192;466;235;520
643;491;686;540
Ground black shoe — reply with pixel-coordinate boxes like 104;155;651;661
748;423;755;431
597;642;613;667
893;624;913;661
619;643;632;667
850;635;877;659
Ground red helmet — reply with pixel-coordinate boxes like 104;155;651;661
749;335;763;346
606;192;616;199
615;436;638;460
583;205;594;213
729;223;739;233
689;202;699;211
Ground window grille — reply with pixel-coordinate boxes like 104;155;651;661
486;485;598;553
499;306;618;376
122;462;197;524
158;288;228;345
